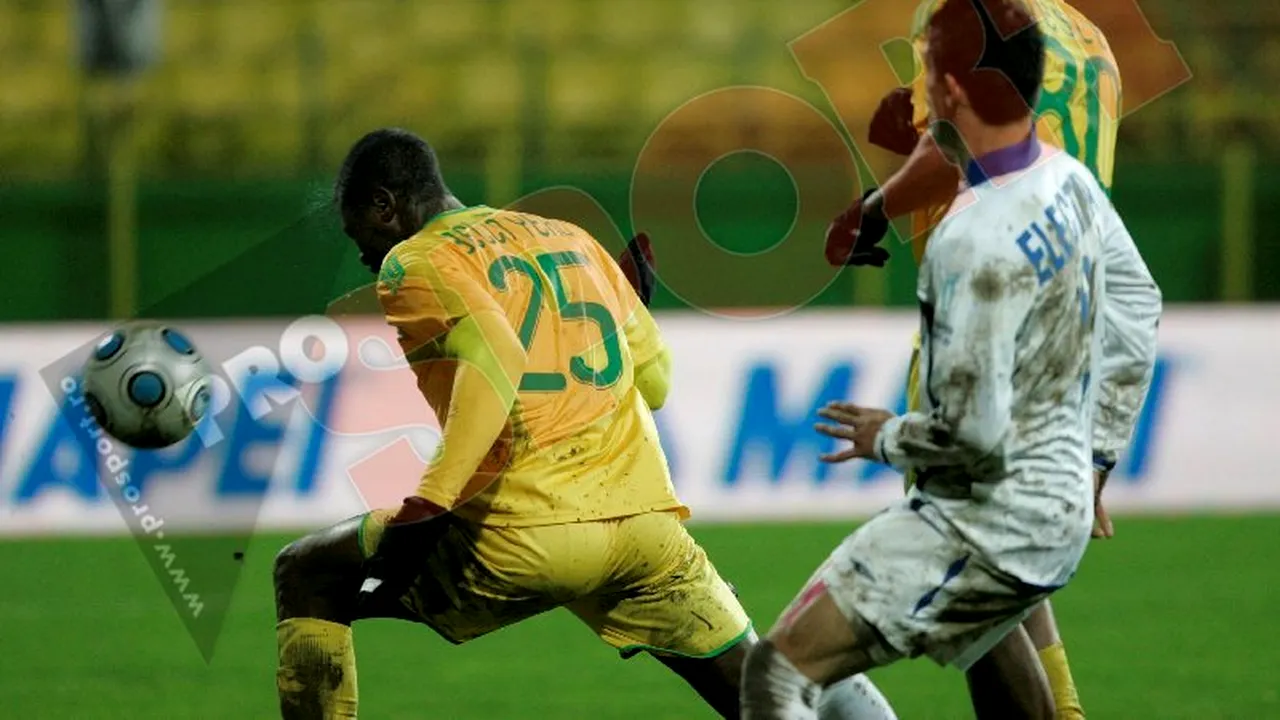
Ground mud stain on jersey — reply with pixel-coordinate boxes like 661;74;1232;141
971;265;1005;302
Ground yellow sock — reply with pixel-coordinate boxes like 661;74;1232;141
1038;642;1085;719
277;618;358;719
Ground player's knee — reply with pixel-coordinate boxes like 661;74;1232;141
274;539;314;593
742;639;821;717
742;638;780;683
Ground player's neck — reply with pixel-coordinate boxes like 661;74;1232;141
423;195;466;224
960;117;1035;162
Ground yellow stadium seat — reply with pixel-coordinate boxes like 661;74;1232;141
501;0;591;44
590;0;670;49
221;5;299;64
684;0;747;51
401;0;489;48
546;54;630;126
638;55;728;123
455;55;523;124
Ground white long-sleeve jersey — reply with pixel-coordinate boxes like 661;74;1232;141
875;141;1124;588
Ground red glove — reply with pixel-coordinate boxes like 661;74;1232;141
617;232;657;306
869;87;920;157
388;495;446;525
824;189;891;268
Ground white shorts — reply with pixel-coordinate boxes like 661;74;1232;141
816;498;1055;671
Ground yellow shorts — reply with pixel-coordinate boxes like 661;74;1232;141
904;332;922;492
359;509;752;659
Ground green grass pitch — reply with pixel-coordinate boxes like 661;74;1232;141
0;515;1276;718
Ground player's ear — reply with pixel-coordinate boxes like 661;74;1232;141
944;73;968;114
371;187;396;223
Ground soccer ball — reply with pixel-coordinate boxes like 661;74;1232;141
81;321;214;450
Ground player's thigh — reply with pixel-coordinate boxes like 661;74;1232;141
767;555;897;685
836;500;1051;671
273;510;416;624
397;519;591;645
569;511;752;660
965;624;1055;720
1020;598;1061;650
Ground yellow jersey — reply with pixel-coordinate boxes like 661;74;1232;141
907;0;1121;262
376;206;685;527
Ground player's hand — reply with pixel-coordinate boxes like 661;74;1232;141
617;232;657;306
825;189;891;268
1092;469;1115;539
815;402;895;463
869;87;920;157
358;497;450;612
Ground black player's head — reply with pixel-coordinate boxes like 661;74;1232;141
334;128;453;273
924;0;1044;142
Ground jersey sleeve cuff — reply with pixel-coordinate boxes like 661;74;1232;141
875;415;907;469
1092;450;1118;473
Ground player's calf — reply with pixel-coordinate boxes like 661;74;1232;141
742;583;895;719
273;518;369;719
1021;600;1085;719
652;638;755;719
273;515;413;720
965;624;1055;720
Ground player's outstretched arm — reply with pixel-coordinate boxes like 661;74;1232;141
874;133;966;223
824;134;962;267
875;229;1033;471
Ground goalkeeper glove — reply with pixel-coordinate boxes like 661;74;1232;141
617;232;657;306
824;189;891;268
358;496;451;613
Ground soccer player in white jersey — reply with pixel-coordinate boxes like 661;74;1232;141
824;1;1163;715
740;1;1141;717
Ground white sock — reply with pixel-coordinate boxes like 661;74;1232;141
742;640;821;719
818;675;898;720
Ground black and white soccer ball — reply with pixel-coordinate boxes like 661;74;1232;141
81;321;214;450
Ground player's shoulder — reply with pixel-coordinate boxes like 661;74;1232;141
909;0;945;40
1045;150;1110;210
927;198;1020;272
1054;0;1114;46
377;225;476;296
930;148;1080;258
1037;0;1116;61
384;232;451;273
491;208;586;237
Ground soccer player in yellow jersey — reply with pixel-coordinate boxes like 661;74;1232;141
270;128;754;718
823;1;1123;717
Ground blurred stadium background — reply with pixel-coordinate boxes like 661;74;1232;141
0;1;1277;717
